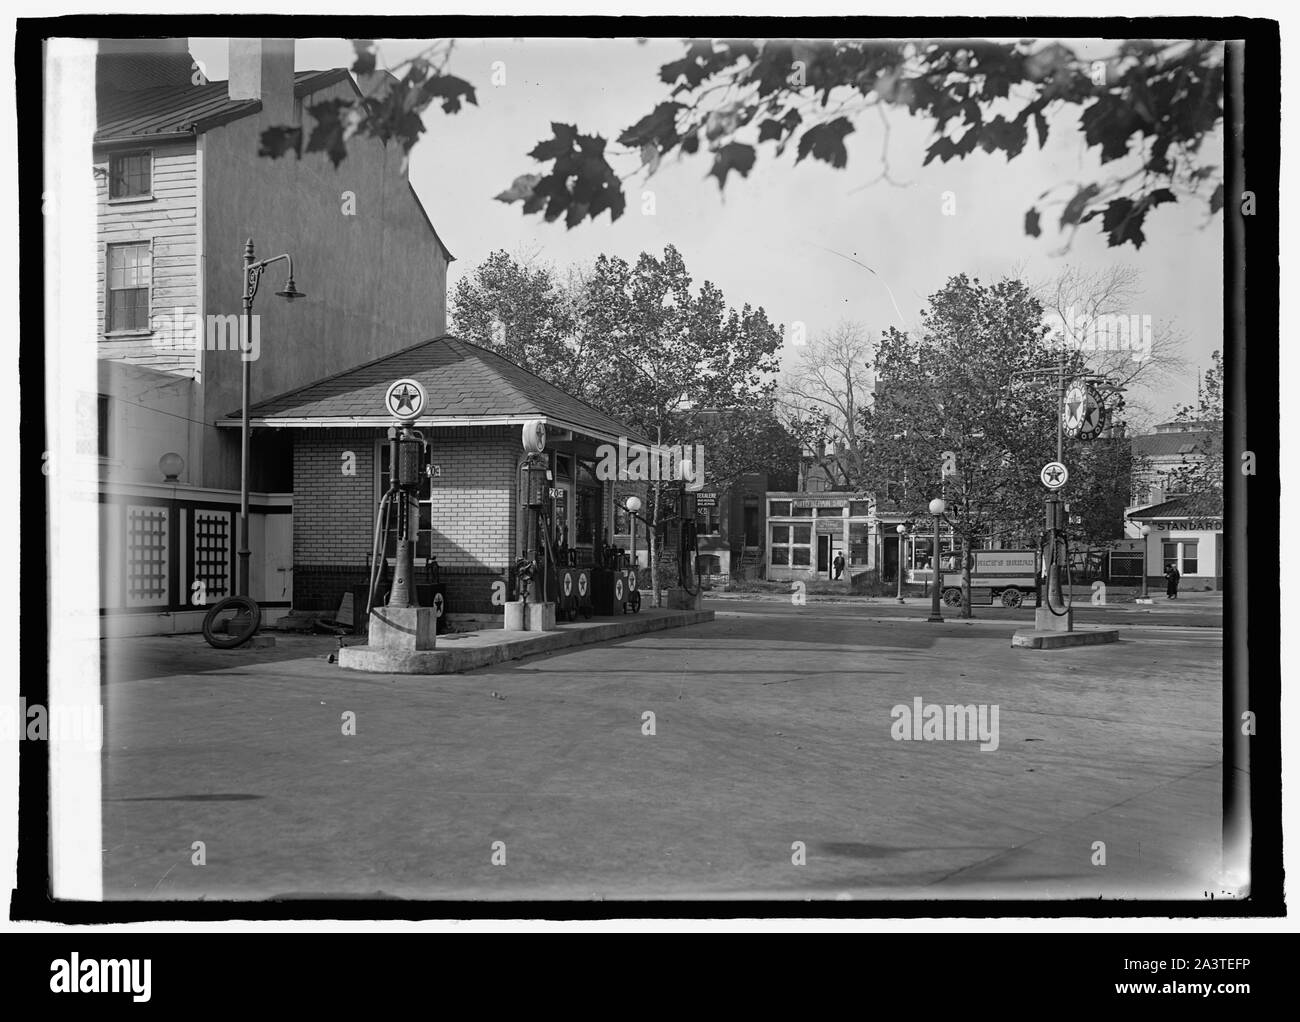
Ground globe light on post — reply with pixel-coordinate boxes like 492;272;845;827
895;523;907;604
1139;524;1151;600
625;495;643;569
927;498;946;622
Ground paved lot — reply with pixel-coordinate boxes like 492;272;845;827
101;598;1225;901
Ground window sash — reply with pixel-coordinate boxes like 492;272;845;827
109;151;152;198
106;243;150;332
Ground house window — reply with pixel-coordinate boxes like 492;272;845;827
377;441;432;561
816;506;843;517
109;150;152;198
106;242;151;332
697;507;720;535
770;523;812;567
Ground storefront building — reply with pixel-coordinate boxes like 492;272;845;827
1124;496;1224;591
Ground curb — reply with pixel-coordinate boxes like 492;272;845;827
1011;627;1121;649
338;609;716;675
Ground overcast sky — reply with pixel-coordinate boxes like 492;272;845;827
191;36;1225;421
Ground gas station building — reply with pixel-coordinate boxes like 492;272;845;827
233;335;645;620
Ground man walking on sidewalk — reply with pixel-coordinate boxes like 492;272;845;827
1164;563;1181;599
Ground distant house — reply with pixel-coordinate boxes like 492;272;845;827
1128;420;1219;506
94;38;453;634
1124;420;1223;591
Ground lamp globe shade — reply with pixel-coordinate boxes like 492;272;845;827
626;496;642;514
928;498;946;515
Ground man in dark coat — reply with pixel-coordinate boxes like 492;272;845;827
1164;563;1181;599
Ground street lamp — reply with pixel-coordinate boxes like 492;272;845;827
927;498;946;622
1139;524;1151;600
238;238;304;599
896;523;908;604
624;495;644;568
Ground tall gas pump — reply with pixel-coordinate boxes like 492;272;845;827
506;420;558;631
360;378;438;655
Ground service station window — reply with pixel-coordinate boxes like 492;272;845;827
1163;539;1199;574
574;459;599;546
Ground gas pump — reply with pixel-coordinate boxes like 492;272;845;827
677;488;701;596
367;421;429;616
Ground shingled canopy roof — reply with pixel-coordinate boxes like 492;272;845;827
225;335;648;446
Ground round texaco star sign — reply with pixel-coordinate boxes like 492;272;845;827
1040;461;1069;490
1062;381;1107;441
384;378;426;421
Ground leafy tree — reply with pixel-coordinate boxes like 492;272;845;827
576;244;784;602
776;320;875;489
858;273;1129;617
449;249;583;388
1164;349;1224;512
259;38;1224;249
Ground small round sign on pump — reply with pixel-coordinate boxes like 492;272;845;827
522;419;547;454
385;378;426;422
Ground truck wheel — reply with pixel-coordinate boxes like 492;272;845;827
942;588;963;608
1001;587;1024;608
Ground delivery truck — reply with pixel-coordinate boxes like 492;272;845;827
939;549;1039;608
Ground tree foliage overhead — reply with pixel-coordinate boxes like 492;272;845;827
259;37;1224;250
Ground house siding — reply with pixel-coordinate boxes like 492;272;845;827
94;140;200;376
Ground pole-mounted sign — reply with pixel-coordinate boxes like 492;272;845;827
1062;380;1107;441
1040;461;1069;490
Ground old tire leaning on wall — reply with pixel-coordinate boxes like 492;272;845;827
202;596;262;649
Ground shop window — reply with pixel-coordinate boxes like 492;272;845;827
816;506;843;517
771;523;811;567
791;504;814;517
769;500;791;517
849;500;870;518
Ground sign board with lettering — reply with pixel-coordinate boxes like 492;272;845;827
1146;519;1222;532
696;492;718;510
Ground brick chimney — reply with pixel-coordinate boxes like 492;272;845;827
228;38;295;123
